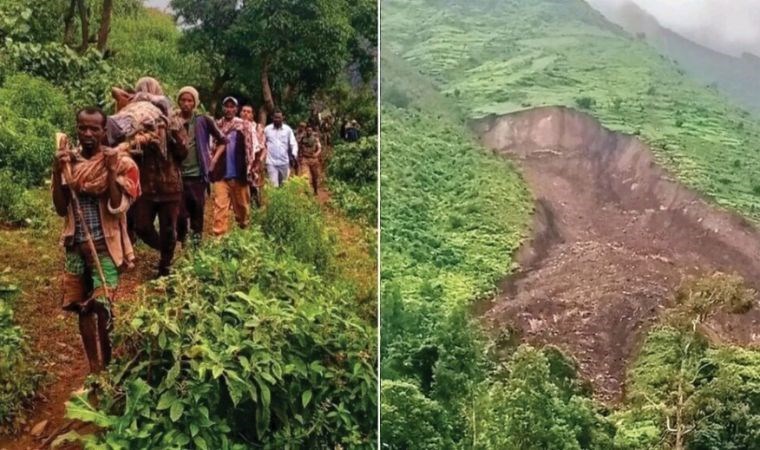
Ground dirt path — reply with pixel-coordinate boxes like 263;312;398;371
0;228;156;450
473;106;760;402
0;173;347;449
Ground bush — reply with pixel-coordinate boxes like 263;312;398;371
0;170;45;226
381;380;452;450
257;179;336;275
0;73;74;186
478;346;614;450
0;292;44;435
327;136;377;223
383;85;411;108
0;72;69;129
57;227;376;449
328;179;376;224
108;9;212;92
329;137;376;186
4;42;124;108
574;96;596;110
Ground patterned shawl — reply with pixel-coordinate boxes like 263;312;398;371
68;144;141;199
217;117;259;185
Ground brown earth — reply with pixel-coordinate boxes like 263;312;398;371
472;106;760;403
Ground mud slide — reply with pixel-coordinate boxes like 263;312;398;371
472;106;760;402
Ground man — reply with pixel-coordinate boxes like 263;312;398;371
298;125;323;195
210;96;259;235
264;109;298;187
53;107;140;373
296;121;307;142
129;78;188;277
175;86;227;245
241;104;266;208
344;119;361;142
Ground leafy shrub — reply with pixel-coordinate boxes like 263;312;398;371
381;380;452;450
383;84;412;108
328;179;376;224
108;9;212;92
574;96;596;110
329;137;377;186
0;290;43;434
0;170;45;226
4;42;124;108
257;178;336;276
0;73;70;186
0;72;68;129
478;346;614;450
327;136;377;223
57;227;376;449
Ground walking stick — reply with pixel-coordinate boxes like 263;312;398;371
56;133;110;300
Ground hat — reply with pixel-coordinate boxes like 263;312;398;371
222;96;239;106
177;86;200;109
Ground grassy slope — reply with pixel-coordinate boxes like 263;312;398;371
383;0;760;222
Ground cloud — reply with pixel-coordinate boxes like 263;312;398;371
587;0;760;56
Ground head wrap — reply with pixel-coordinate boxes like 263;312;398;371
177;86;200;110
135;77;164;96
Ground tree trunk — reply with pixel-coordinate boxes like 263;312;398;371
261;59;275;114
209;72;231;114
63;0;77;46
97;0;113;52
77;0;89;52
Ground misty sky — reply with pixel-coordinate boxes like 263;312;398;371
587;0;760;57
145;0;170;10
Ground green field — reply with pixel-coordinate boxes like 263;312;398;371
383;0;760;221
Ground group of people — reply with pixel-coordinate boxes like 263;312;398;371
51;76;329;373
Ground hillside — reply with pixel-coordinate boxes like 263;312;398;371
381;0;760;448
382;0;760;223
590;0;760;115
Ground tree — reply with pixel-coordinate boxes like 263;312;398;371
171;0;368;114
618;273;757;450
381;380;453;450
477;345;614;450
97;0;113;52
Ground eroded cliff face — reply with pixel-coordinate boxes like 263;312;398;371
473;106;760;401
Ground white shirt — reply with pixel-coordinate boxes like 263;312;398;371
264;123;298;166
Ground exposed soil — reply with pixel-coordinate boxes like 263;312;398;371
472;106;760;403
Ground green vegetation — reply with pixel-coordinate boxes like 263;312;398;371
613;274;760;449
169;0;375;115
380;53;533;447
56;181;376;449
0;0;376;442
382;1;760;448
383;0;760;222
0;273;44;435
328;136;378;224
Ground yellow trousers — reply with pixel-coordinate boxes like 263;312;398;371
212;179;250;236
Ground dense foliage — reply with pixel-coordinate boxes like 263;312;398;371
170;0;376;116
327;136;377;224
0;279;44;434
57;180;376;449
380;54;533;446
